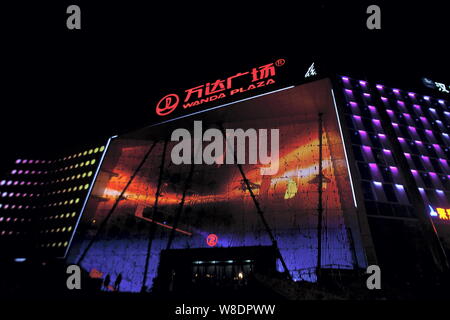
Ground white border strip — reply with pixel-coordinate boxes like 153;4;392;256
331;89;358;208
62;135;116;258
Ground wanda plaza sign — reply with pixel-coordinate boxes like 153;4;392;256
155;59;286;116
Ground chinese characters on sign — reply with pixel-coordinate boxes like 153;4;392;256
422;77;450;94
156;59;286;116
436;208;450;220
304;62;317;78
435;82;450;94
430;206;450;220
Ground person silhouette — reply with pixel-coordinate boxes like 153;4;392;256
114;273;122;291
103;274;111;291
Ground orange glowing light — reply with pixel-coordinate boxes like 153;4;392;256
89;268;103;279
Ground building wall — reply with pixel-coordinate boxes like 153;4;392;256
337;76;450;279
0;144;107;259
67;80;365;292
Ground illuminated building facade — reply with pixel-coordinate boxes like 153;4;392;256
0;144;108;259
0;63;449;294
66;79;366;292
336;76;450;281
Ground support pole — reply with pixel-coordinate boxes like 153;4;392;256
218;123;292;281
141;139;168;292
166;162;195;250
77;140;158;265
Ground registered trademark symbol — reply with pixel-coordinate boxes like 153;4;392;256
275;59;285;67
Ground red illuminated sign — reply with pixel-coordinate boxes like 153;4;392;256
155;59;286;116
206;233;218;247
156;94;180;116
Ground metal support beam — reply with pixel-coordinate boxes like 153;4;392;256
141;139;168;292
76;140;158;265
218;123;293;281
166;162;195;250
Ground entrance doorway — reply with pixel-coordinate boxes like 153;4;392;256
153;245;277;293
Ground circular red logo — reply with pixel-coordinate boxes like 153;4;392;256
206;234;218;247
275;59;285;67
156;93;179;116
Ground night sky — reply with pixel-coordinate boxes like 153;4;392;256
1;1;448;174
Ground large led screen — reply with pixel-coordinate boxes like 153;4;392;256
67;79;366;292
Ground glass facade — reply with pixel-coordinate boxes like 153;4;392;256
339;76;450;279
66;79;364;292
340;76;449;217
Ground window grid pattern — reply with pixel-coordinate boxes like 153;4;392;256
0;145;106;257
340;76;450;219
